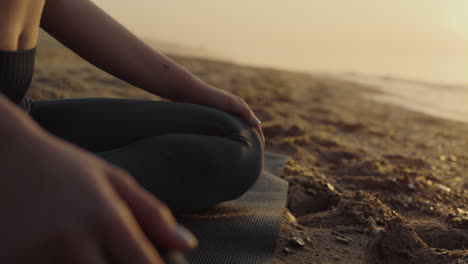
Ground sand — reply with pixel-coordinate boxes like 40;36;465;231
30;35;468;264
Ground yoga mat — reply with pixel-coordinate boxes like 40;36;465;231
178;152;289;264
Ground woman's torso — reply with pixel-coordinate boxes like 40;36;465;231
0;0;46;51
0;0;46;107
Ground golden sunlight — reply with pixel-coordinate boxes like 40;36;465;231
445;4;468;40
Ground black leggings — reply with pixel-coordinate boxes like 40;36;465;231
28;98;264;213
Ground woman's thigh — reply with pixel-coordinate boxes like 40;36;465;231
29;98;256;152
29;98;264;212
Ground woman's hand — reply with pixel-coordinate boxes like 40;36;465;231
175;81;265;146
0;105;197;263
213;89;266;146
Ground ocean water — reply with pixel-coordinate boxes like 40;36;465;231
335;74;468;124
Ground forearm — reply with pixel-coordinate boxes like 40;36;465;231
40;0;201;100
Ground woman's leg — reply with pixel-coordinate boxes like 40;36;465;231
29;98;263;212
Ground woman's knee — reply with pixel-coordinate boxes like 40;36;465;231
174;120;264;212
222;125;264;200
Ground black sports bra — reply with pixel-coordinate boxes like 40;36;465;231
0;47;36;110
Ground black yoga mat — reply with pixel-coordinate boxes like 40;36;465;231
177;152;289;264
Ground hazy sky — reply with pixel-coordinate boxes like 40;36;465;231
92;0;467;84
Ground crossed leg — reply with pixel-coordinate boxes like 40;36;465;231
29;98;264;212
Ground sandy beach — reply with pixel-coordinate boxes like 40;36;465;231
30;35;468;264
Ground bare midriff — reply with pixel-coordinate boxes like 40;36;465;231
0;0;46;51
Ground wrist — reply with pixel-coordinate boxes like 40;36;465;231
168;74;214;103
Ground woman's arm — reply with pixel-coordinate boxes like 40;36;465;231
0;93;197;263
41;0;192;101
40;0;264;144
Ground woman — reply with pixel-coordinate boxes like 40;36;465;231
0;0;264;263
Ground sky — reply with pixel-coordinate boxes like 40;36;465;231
91;0;468;84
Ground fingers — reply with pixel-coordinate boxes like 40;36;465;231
99;191;166;264
254;125;265;147
231;96;265;146
108;170;198;251
247;116;265;147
